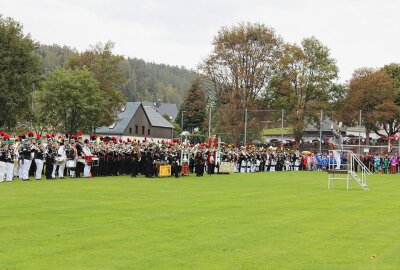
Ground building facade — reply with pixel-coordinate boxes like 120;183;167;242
96;102;174;139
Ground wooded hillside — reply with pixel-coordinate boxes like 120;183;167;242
38;44;195;107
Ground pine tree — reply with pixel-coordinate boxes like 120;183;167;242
178;78;207;133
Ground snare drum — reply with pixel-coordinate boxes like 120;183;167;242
66;159;76;168
92;157;99;167
77;158;86;164
55;157;65;166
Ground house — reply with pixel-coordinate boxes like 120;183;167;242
264;118;337;142
142;101;179;121
96;102;174;139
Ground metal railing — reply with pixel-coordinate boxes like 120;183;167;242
328;150;371;190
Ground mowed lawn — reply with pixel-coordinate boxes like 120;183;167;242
1;172;400;270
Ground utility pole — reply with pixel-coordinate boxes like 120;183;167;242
180;110;185;143
208;107;212;139
359;110;361;155
281;109;284;144
319;110;323;154
244;108;248;146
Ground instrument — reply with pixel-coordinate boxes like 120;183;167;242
92;157;99;167
85;155;93;165
66;159;76;168
55;157;65;165
77;158;86;164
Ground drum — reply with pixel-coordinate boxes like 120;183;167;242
92;157;99;167
55;157;65;166
85;156;93;165
66;159;76;168
77;158;86;164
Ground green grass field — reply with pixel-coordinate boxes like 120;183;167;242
1;172;400;269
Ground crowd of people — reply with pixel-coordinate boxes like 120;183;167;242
0;131;398;182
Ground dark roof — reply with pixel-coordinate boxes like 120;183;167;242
143;106;174;128
142;102;178;121
96;102;141;135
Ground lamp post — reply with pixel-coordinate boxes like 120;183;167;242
180;110;185;143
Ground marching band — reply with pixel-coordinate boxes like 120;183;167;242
0;131;331;182
0;132;204;181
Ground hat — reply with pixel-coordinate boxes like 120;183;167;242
70;139;75;144
84;139;89;144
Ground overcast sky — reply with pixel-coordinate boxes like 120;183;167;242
2;0;399;82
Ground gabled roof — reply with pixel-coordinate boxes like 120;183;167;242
143;106;174;128
96;102;141;135
142;102;178;121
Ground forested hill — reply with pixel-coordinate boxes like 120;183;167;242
38;44;196;107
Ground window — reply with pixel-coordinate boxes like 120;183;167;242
147;128;150;135
135;125;138;134
129;127;132;134
142;126;145;135
109;123;116;129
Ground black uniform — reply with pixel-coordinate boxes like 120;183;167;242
75;142;84;178
45;144;56;179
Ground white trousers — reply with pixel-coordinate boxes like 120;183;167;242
35;159;44;180
0;161;6;182
6;162;14;181
22;159;32;180
84;164;91;177
18;160;23;179
58;162;65;178
333;150;341;169
52;164;56;178
14;162;19;177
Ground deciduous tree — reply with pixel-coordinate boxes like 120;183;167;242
200;22;283;145
0;15;41;129
338;68;397;144
267;37;338;144
37;67;104;134
67;41;126;129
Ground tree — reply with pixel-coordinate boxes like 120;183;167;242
338;68;397;144
37;44;76;74
0;15;41;129
37;67;104;134
66;41;126;129
266;37;338;144
200;22;283;145
177;77;207;133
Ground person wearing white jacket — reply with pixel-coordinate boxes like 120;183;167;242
57;142;66;179
82;140;92;178
0;141;7;182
